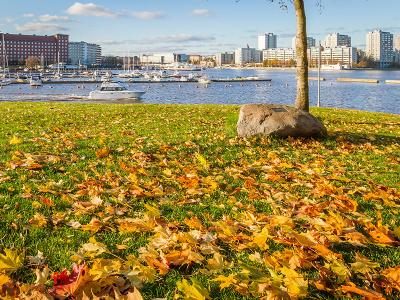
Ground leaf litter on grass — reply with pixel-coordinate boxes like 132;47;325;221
0;103;399;299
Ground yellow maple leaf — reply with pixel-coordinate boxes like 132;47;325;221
176;278;210;300
281;266;308;298
0;273;11;285
252;227;270;250
327;260;351;282
350;253;379;274
212;274;237;289
0;249;24;273
195;152;209;170
80;237;108;259
9;135;22;145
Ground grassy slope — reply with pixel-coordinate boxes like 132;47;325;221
0;102;399;299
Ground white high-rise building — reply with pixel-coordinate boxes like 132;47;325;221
394;35;400;51
262;46;356;66
234;47;261;65
69;41;101;66
292;36;316;49
366;30;394;68
258;33;277;50
308;46;357;66
262;48;296;62
323;33;351;48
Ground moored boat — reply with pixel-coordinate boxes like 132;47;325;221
89;82;145;100
29;76;43;87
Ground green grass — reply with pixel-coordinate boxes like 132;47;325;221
0;102;399;299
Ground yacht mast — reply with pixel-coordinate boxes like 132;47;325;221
1;32;6;77
57;51;60;75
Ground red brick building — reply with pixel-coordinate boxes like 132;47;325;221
0;33;69;66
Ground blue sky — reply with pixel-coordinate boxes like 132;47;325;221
0;0;399;55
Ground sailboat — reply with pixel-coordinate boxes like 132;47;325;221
0;32;12;86
53;51;62;80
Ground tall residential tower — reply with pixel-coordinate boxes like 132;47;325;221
258;33;277;50
323;33;351;48
366;30;394;68
68;41;102;66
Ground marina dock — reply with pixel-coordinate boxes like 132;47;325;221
11;78;273;85
309;77;326;81
385;80;400;84
337;78;380;84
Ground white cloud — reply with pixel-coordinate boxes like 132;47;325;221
98;34;216;46
66;2;165;21
67;2;119;18
130;11;164;20
22;13;35;18
16;22;68;32
4;17;15;23
39;14;70;22
155;34;215;43
191;9;212;17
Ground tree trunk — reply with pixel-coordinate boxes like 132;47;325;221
293;0;309;112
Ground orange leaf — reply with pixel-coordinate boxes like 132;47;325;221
382;266;400;291
341;283;385;300
50;264;90;298
96;147;110;158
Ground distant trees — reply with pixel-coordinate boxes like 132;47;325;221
262;59;296;67
25;56;40;69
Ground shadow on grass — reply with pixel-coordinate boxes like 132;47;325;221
329;132;400;146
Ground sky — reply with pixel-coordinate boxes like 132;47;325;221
0;0;399;55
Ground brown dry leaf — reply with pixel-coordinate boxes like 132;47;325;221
96;147;110;158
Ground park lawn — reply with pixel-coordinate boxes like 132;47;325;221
0;102;399;299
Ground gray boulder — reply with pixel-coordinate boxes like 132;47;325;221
237;104;327;138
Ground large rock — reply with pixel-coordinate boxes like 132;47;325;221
237;104;327;138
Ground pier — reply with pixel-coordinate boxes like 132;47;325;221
337;78;379;84
309;77;326;81
11;78;273;85
385;80;400;84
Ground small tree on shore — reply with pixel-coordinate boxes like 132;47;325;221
26;56;40;70
237;0;315;112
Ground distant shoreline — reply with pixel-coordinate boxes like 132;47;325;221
218;66;400;72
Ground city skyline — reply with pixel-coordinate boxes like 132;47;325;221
0;0;399;55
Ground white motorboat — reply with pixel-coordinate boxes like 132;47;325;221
29;77;43;87
89;82;145;100
101;73;112;82
170;71;181;78
152;75;162;82
198;76;212;84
